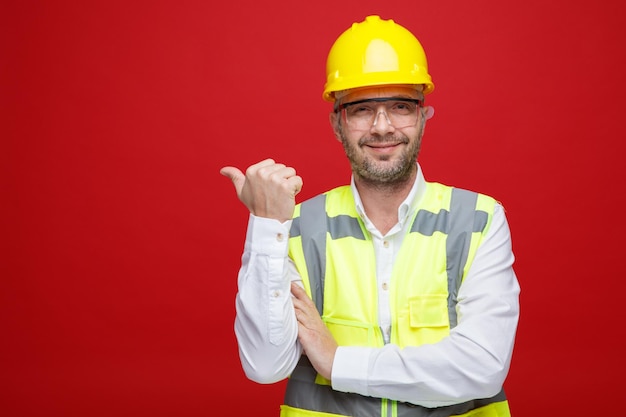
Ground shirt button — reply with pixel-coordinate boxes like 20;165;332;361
383;240;389;248
382;282;388;291
272;290;281;297
276;233;284;242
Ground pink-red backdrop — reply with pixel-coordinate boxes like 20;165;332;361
3;1;625;416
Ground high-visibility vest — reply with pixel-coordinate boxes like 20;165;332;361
283;182;511;417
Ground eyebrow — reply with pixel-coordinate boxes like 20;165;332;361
335;97;423;111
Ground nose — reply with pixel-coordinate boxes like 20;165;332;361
370;109;395;134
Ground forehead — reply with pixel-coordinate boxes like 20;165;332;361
341;85;422;103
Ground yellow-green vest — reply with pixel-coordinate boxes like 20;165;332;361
282;182;511;417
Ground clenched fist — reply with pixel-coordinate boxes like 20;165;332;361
220;158;303;223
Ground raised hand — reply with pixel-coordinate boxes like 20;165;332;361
220;159;303;223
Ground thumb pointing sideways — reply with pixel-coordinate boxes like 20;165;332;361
220;166;245;196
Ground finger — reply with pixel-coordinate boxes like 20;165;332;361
285;175;303;196
291;281;307;299
291;282;316;309
254;163;290;182
291;296;309;315
220;166;245;194
255;158;276;167
293;302;314;328
247;158;278;177
219;166;240;179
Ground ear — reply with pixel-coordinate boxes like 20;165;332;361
423;105;435;120
329;111;342;141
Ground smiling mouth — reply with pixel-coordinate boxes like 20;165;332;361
363;141;405;151
368;142;400;148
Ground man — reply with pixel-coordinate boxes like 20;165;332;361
220;15;520;417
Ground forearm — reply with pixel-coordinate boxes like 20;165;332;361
332;329;514;407
234;214;303;383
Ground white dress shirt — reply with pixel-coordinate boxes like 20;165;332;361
234;164;520;407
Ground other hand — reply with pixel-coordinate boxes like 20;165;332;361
291;282;337;380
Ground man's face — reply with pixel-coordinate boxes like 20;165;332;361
330;85;428;186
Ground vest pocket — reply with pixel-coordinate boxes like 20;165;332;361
409;294;449;327
323;317;380;347
396;294;450;346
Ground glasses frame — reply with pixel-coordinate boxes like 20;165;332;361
335;97;424;131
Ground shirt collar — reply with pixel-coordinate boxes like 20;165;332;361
350;163;427;228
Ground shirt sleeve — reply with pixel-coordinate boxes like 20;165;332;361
330;203;521;407
234;214;303;384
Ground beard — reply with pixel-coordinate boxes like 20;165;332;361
340;130;423;186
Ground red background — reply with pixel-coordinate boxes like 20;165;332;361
2;1;625;416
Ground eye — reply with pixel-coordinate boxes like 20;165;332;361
347;104;375;117
389;101;416;115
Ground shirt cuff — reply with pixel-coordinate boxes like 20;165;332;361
245;214;292;257
331;346;372;396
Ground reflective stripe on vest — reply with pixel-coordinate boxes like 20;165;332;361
283;357;508;417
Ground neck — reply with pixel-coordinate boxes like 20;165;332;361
354;168;417;235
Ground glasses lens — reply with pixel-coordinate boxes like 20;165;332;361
342;98;421;130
